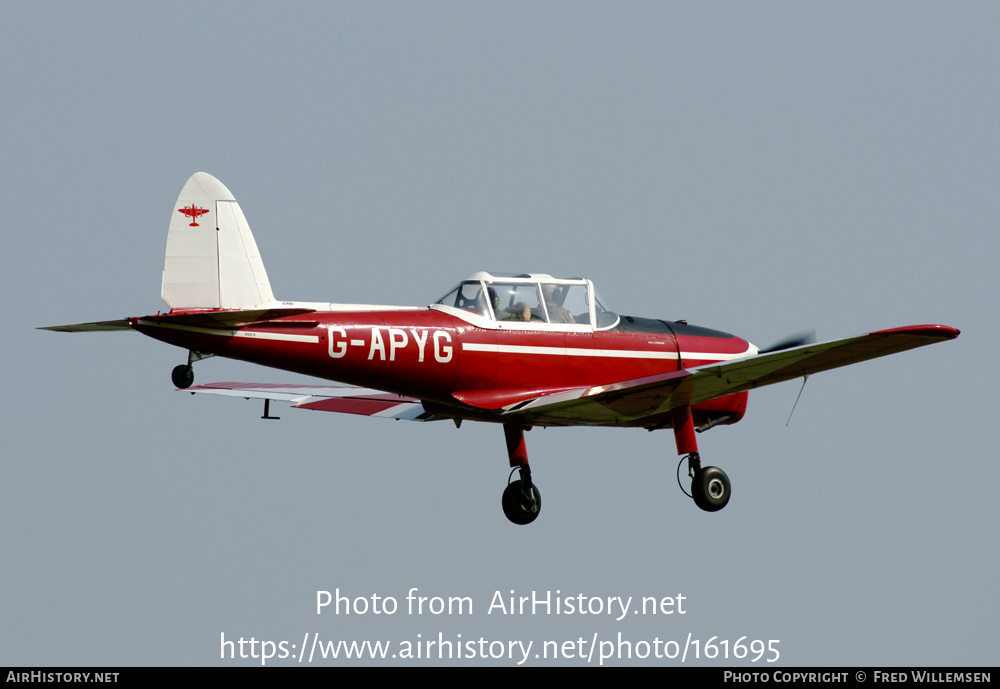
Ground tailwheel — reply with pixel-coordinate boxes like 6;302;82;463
171;364;194;389
502;467;541;525
691;465;731;512
171;350;214;389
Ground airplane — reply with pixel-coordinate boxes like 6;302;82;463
42;172;960;525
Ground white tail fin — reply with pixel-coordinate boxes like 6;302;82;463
161;172;276;310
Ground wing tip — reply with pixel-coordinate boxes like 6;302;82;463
871;324;960;340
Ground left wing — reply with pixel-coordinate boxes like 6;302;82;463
505;324;960;426
185;382;443;421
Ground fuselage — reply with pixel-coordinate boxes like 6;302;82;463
132;303;756;428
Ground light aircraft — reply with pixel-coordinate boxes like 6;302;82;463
43;172;960;524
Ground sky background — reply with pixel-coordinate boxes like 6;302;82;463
2;2;996;667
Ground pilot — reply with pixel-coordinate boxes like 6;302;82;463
541;284;575;323
489;286;530;321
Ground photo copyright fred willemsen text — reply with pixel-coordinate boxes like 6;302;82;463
218;588;781;665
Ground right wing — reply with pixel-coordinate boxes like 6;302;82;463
506;324;960;426
185;382;444;421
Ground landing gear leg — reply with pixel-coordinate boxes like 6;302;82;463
171;350;214;389
501;424;541;525
671;405;731;512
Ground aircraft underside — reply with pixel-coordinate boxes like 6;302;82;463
160;334;743;525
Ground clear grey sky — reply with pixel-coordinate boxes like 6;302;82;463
3;2;995;666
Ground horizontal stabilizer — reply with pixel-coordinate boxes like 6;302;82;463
143;308;315;329
39;319;133;332
39;307;317;333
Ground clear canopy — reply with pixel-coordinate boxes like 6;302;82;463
434;273;618;328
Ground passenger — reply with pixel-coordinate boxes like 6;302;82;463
489;286;530;321
542;284;575;323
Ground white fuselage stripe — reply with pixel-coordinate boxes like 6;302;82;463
137;319;319;343
461;342;754;361
233;330;319;343
140;319;749;358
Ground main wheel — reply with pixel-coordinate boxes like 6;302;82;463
691;466;730;512
502;480;542;525
171;364;194;389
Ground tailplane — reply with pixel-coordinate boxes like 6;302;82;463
162;172;276;310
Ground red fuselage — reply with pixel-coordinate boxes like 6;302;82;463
133;308;753;428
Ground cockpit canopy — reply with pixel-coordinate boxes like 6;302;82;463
433;272;619;329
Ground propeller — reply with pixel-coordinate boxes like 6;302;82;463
759;330;816;354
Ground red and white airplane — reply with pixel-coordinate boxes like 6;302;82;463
44;172;960;524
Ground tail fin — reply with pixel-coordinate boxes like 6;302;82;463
161;172;276;310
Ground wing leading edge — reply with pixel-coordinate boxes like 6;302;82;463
506;324;960;426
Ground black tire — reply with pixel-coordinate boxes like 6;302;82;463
501;480;542;525
691;466;730;512
171;364;194;389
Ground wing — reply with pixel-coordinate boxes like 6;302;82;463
185;382;444;421
506;324;960;426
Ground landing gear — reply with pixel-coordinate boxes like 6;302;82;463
501;424;541;525
502;467;541;525
171;364;194;389
171;350;215;389
672;405;732;512
687;454;731;512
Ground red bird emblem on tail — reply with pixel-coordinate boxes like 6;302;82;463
178;204;209;226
